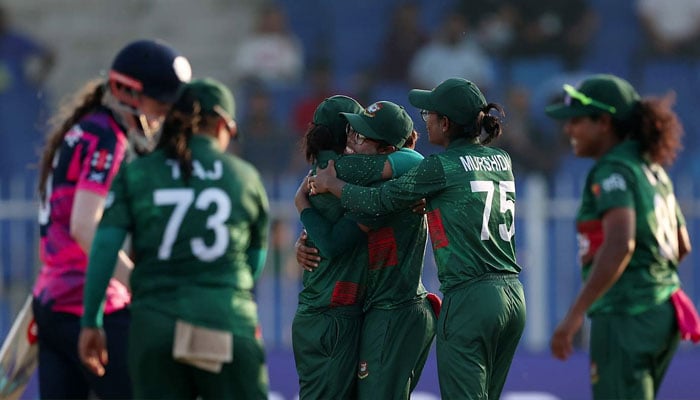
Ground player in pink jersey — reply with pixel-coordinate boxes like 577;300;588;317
32;39;191;399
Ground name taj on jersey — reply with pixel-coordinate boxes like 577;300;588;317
166;159;223;180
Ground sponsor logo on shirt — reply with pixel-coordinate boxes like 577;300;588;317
64;125;84;147
601;173;626;193
88;171;106;183
91;150;113;172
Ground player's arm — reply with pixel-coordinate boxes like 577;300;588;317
70;190;133;290
676;203;691;262
301;209;366;258
246;176;270;282
79;225;127;377
551;207;635;360
569;207;635;314
294;177;365;259
312;157;439;215
678;225;691;262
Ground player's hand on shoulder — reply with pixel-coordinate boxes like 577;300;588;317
309;159;337;194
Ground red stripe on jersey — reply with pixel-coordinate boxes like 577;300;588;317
94;150;109;171
577;219;604;265
367;227;398;270
427;209;449;249
330;281;360;307
67;143;83;181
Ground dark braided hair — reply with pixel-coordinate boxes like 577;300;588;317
156;87;200;183
38;79;105;202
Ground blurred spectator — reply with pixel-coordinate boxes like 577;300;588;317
635;0;700;60
0;5;54;181
291;60;335;137
377;1;429;83
496;86;565;180
230;3;304;88
508;0;597;70
234;83;296;184
408;10;495;93
457;0;518;58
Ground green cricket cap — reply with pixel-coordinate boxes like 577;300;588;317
545;74;640;120
408;77;487;125
185;78;236;124
313;95;363;142
341;101;413;148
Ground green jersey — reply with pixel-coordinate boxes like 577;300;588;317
363;150;428;310
98;135;270;335
577;140;682;315
341;138;520;293
297;151;386;315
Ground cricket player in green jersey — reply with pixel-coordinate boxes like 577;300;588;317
292;95;368;399
310;77;526;399
341;104;437;400
546;74;695;400
296;99;437;399
78;78;270;399
293;97;432;399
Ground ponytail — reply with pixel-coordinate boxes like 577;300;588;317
38;79;105;202
478;103;505;145
451;102;505;144
157;88;198;182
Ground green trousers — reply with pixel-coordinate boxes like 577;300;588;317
128;307;268;399
357;296;437;400
292;307;363;400
436;273;526;399
589;299;680;400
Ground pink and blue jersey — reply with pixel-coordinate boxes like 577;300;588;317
33;107;131;316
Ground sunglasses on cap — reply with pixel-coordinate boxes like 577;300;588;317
563;84;617;114
345;123;372;145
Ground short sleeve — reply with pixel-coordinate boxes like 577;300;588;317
76;120;127;196
589;162;636;215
